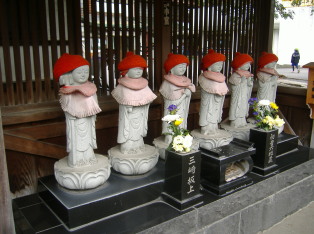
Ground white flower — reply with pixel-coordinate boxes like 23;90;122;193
162;114;181;123
184;147;191;153
173;143;184;152
173;135;184;144
274;116;285;127
182;134;193;148
258;99;271;106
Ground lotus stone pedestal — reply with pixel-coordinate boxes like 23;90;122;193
54;154;111;190
191;128;233;150
220;121;255;141
108;144;159;175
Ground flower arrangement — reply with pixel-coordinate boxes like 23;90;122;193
162;104;193;153
249;98;285;131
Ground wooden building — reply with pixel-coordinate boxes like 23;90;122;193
0;0;312;232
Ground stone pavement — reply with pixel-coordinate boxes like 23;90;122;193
258;201;314;234
276;67;309;88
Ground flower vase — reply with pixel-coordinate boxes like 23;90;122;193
162;149;203;210
249;128;279;176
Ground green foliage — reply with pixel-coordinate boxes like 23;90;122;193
290;0;312;7
275;0;295;19
275;0;314;19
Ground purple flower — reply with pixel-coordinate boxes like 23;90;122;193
253;111;258;116
248;97;258;105
167;105;177;111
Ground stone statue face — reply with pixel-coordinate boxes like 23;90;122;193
127;67;143;78
264;61;277;69
170;63;187;76
208;61;223;72
239;62;251;71
72;65;90;85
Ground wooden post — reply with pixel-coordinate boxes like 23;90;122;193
0;108;16;233
303;62;314;147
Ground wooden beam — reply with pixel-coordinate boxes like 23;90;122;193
4;133;66;159
0;108;15;234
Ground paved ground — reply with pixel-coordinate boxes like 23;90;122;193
276;67;309;88
257;201;314;234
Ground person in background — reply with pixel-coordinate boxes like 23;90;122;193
291;48;300;73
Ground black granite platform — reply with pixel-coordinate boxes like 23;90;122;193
276;132;299;157
13;145;313;234
38;161;166;230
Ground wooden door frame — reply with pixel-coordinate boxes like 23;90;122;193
0;108;15;234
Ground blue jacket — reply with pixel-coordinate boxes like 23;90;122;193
291;51;300;64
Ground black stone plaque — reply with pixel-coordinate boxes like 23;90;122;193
249;128;279;176
163;150;203;210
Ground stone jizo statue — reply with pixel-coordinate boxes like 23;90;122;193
159;53;196;144
53;53;110;190
256;52;279;103
109;52;158;175
198;49;229;135
111;52;157;154
228;52;254;128
54;54;101;167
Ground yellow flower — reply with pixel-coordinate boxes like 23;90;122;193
270;102;279;110
173;143;184;152
185;147;191;153
274;116;285;127
174;118;183;126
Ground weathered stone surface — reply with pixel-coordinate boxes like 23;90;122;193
138;209;198;234
239;196;276;234
239;175;314;234
201;212;240;234
197;175;278;229
276;159;314;190
272;175;314;224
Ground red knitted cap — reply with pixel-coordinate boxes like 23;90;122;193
202;49;226;70
53;53;90;81
231;52;254;70
258;52;278;68
118;52;147;71
164;53;190;74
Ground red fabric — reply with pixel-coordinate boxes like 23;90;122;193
118;52;147;71
117;76;148;90
234;70;254;78
163;74;195;92
111;78;157;106
59;81;97;97
53;53;89;81
163;53;190;73
258;68;279;76
231;52;254;70
258;52;278;69
202;49;226;70
59;82;101;118
202;70;226;83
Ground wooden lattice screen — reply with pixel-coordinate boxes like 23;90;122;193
0;0;272;106
170;0;264;85
81;0;156;96
0;0;81;106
